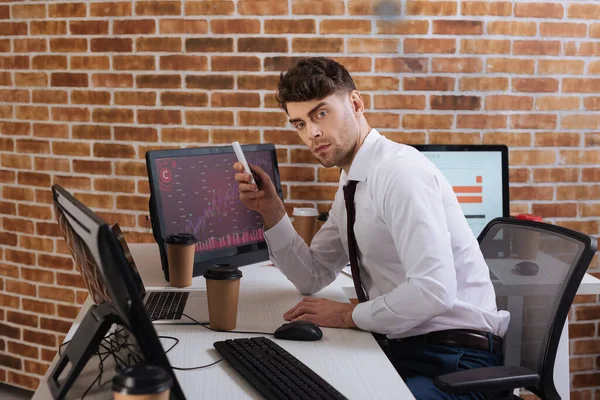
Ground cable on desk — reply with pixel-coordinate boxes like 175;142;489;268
158;335;180;354
171;358;225;371
182;313;274;336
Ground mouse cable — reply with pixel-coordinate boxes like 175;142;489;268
157;335;180;354
182;313;274;336
156;331;226;371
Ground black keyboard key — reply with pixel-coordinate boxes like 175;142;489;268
214;337;348;400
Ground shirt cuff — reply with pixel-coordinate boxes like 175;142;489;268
263;214;297;253
351;301;377;332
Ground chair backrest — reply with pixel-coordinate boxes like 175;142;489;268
478;217;597;399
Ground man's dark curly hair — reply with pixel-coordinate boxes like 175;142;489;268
275;57;357;113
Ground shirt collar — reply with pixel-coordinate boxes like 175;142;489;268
341;128;381;184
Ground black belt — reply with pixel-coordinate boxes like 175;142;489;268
388;329;503;354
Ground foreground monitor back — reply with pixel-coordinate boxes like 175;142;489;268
146;144;283;281
412;144;509;238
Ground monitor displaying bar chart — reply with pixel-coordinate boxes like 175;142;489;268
413;145;509;238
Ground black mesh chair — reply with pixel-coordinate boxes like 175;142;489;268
434;217;597;399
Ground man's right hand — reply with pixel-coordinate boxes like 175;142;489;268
233;162;286;229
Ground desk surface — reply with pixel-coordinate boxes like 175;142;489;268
33;244;414;400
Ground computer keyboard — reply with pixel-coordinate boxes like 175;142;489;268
145;291;188;320
214;337;348;400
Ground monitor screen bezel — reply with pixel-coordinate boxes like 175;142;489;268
146;144;283;280
410;144;510;219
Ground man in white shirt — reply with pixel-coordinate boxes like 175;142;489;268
234;57;510;399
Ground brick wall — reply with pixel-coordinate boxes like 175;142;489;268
0;0;598;396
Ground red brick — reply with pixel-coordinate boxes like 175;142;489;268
405;38;456;54
32;56;67;70
1;121;30;135
581;203;600;217
23;299;55;315
511;150;556;166
48;2;86;17
137;109;181;125
136;37;181;52
41;317;72;334
7;371;40;390
53;176;92;191
564;79;600;93
113;55;155;71
402;114;453;129
136;74;181;89
73;160;112;175
185;1;234;15
348;38;398;53
429;132;481;145
3;217;34;234
510;186;554;201
113;19;155;34
431;95;480;110
487;21;536;36
160;19;207;34
19;235;53;252
541;22;586;38
51;107;90;122
14;39;47;53
404;76;453;91
136;1;180;15
432;58;481;73
532;203;577;218
511;114;557;130
461;39;510;54
374;95;426;110
32;90;68;105
211;56;259;72
50;38;87;53
536;132;581;147
112;127;156;143
211;92;260;108
238;0;287;15
0;354;21;370
1;154;31;171
321;19;371;35
210;129;261;144
91;38;133;52
160;55;207;71
565;42;600;57
238;75;279;90
515;41;561;56
561;150;600;165
406;1;457;16
116;195;149;212
238;111;287;127
15;139;49;154
6;310;37;327
293;0;343;14
162;128;209;143
39;285;74;303
239;37;288;53
433;20;482;35
0;55;28;70
292;38;344;53
485;95;533;111
0;89;28;103
115;91;156;106
24;360;49;376
279;166;315;182
57;305;80;319
210;18;260;34
562;115;600;130
23;328;56;347
30;20;66;36
0;22;27;35
18;203;53;220
290;185;337;201
457;115;507;129
94;143;136;159
568;3;600;20
69;90;110;106
533;168;579;183
0;138;14;151
186;75;233;90
515;3;563;18
12;4;46;18
114;162;147;177
582;169;600;183
16;105;49;121
6;248;36;265
71;125;108;141
92;108;133;124
0;231;18;246
92;73;134;88
50;73;88;88
186;38;233;52
2;186;33;202
265;20;316;34
0;71;11;85
90;1;131;16
513;78;558;93
536;96;580;111
486;58;535;74
377;20;429;35
508;168;530;183
69;20;109;35
36;221;62;237
95;178;136;193
586;133;600;146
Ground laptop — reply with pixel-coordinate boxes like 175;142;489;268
111;223;208;325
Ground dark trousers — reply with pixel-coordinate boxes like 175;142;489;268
379;338;503;399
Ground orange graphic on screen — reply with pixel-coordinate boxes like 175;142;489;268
453;176;483;204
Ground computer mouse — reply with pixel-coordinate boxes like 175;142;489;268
514;261;539;276
273;321;323;341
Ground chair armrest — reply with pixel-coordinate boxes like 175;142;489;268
433;366;540;394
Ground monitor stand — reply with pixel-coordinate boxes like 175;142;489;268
47;302;122;400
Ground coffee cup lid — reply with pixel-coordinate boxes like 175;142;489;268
165;233;197;245
204;264;242;280
293;207;319;217
112;364;172;395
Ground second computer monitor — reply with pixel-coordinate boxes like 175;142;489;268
146;144;283;280
412;144;509;238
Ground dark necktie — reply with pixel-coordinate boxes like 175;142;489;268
343;180;368;303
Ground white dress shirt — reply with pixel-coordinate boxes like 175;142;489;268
264;129;510;339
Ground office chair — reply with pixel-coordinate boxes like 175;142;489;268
434;217;597;400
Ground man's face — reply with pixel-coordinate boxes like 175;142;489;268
286;92;360;168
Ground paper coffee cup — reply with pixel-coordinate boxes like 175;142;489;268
165;233;197;288
292;207;319;246
204;264;243;331
513;230;541;260
112;364;172;400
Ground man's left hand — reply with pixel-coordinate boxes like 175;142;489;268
283;297;358;329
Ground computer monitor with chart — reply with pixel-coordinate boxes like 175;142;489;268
412;145;509;238
146;144;283;281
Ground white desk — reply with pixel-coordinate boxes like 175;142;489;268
32;244;414;400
